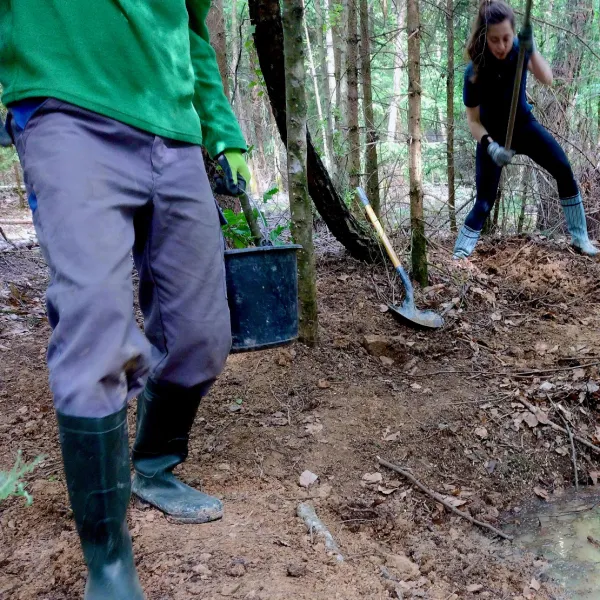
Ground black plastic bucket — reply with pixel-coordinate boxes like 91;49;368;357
224;245;302;352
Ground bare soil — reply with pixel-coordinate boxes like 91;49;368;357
2;202;600;599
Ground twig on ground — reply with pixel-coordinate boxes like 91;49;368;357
377;457;512;541
558;413;579;491
587;535;600;550
563;417;580;488
518;397;600;456
0;226;15;246
413;361;600;379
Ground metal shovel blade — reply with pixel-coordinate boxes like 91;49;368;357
388;299;444;330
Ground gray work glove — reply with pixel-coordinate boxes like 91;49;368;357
487;141;515;167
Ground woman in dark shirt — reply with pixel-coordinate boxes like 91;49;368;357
453;0;598;259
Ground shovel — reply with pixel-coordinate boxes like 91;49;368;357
357;187;444;330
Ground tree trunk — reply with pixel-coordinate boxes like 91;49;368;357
359;0;381;214
446;0;457;232
282;0;319;344
346;0;360;189
206;0;230;99
492;183;502;231
407;0;427;286
13;164;25;209
517;167;529;233
321;0;337;173
303;3;331;171
248;0;379;261
387;0;405;142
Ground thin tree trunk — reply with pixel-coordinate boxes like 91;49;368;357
347;0;360;189
492;184;502;231
231;0;241;105
206;0;230;99
446;0;457;232
359;0;381;214
332;0;348;182
407;0;427;286
517;166;529;233
303;3;331;171
13;164;25;209
282;0;319;344
387;0;405;142
322;0;337;171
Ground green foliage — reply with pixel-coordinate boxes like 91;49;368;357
221;187;290;248
0;145;18;173
0;451;44;506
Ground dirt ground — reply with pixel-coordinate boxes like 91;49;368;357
2;197;600;599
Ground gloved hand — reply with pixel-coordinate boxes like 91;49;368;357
214;150;251;197
487;141;515;167
518;22;535;54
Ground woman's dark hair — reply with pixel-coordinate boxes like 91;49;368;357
466;0;515;80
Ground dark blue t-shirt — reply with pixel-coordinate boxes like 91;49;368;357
463;40;532;138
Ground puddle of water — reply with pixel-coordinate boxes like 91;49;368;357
507;487;600;599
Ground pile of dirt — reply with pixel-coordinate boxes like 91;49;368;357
2;232;600;599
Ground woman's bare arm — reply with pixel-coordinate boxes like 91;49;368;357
466;106;490;143
528;51;553;86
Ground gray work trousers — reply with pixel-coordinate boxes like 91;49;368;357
11;99;231;417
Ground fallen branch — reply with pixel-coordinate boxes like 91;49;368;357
587;535;600;550
414;362;600;379
0;226;14;246
297;502;344;562
518;398;600;456
0;220;33;225
377;457;512;541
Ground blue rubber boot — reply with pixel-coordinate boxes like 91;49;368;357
57;407;145;600
453;225;481;259
561;194;599;256
132;379;223;524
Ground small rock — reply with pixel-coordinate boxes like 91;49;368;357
221;582;242;596
218;463;231;471
362;334;391;357
316;483;333;498
317;379;331;389
380;356;394;367
225;562;247;577
199;553;212;562
474;427;488;439
287;563;307;577
362;472;383;484
466;584;483;593
192;564;212;577
299;470;319;487
385;553;420;580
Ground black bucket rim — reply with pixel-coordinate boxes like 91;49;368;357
224;244;302;256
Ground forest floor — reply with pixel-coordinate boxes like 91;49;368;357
2;193;600;599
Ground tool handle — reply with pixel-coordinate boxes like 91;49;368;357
356;187;401;269
505;0;533;150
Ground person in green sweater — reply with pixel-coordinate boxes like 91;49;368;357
1;2;251;598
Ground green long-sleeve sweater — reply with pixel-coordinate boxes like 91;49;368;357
0;1;246;158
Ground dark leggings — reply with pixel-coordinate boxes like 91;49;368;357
465;117;578;231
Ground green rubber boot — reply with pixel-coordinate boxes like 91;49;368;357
132;379;223;524
57;407;145;600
